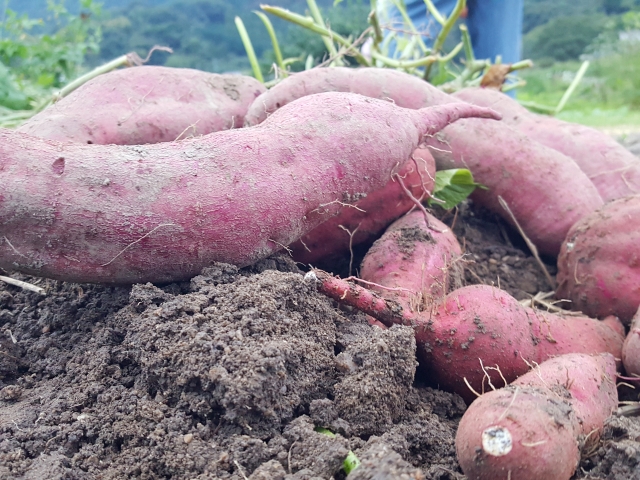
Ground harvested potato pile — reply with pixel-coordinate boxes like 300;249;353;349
1;65;639;480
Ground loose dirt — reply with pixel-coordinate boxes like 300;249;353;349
0;200;638;479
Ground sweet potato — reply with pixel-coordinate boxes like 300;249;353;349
246;67;603;256
290;146;436;265
244;68;450;126
306;271;624;403
359;209;462;312
0;93;499;284
454;87;640;202
18;66;266;145
623;308;640;380
456;353;618;480
556;194;640;323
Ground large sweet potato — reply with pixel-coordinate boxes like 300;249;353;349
19;66;266;145
454;87;640;202
289;146;436;265
246;67;603;256
556;194;640;323
456;353;618;480
307;271;624;403
0;92;499;284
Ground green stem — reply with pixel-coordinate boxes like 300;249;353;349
305;53;315;70
306;0;344;66
554;60;589;114
518;100;557;114
235;16;264;83
283;56;303;67
371;50;438;69
439;58;489;92
460;24;474;63
424;0;466;80
368;9;383;45
54;54;131;101
371;42;461;70
254;11;287;77
392;0;429;53
440;41;463;62
423;0;445;25
501;79;526;93
509;59;533;72
261;5;371;66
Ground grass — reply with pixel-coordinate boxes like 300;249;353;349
516;44;640;132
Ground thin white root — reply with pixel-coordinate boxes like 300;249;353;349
0;276;46;295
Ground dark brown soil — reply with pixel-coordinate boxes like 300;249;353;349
0;201;638;479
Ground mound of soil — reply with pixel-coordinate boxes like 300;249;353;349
1;201;638;479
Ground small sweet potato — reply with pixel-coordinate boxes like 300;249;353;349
456;353;618;480
246;67;603;256
307;271;624;403
19;66;266;145
623;308;640;379
454;87;640;202
290;146;436;265
556;194;640;323
0;93;499;284
359;209;462;312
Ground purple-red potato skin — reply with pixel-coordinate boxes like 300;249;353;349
557;194;640;323
308;271;624;403
454;87;640;202
426;122;603;256
359;210;461;310
19;66;266;145
623;308;640;378
456;353;618;480
290;147;436;265
246;67;603;256
417;285;623;402
244;68;450;126
0;93;500;284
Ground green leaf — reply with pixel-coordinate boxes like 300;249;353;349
314;427;335;437
314;426;360;474
429;169;485;210
334;0;344;5
343;451;361;474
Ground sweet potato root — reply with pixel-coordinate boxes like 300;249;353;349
306;271;624;403
19;66;266;145
359;209;462;312
246;67;603;256
0;93;499;284
289;146;436;265
454;87;640;202
456;353;618;480
556;194;640;323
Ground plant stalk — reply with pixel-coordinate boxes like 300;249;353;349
254;11;287;77
235;16;265;82
306;0;344;66
261;4;371;66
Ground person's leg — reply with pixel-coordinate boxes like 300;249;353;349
466;0;524;64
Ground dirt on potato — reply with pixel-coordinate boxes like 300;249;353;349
0;201;638;480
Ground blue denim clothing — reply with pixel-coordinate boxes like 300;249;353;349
380;0;523;64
